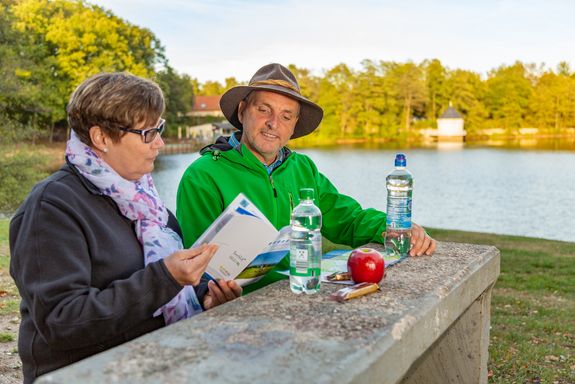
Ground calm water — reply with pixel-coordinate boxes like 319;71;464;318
153;143;575;243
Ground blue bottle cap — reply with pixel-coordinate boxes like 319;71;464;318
395;153;407;167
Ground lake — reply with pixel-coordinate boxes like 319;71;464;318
152;142;575;243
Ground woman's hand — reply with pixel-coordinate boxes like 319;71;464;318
163;244;218;286
203;279;243;310
409;222;436;256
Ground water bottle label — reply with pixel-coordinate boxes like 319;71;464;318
386;196;412;230
294;249;310;275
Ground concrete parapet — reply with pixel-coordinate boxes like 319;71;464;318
37;242;500;384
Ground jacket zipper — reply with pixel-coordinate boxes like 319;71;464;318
269;175;278;198
211;147;289;227
268;150;292;200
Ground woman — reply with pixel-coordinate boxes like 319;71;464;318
9;72;242;383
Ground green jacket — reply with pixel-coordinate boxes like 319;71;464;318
176;138;387;292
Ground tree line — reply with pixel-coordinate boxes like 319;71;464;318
2;0;575;145
198;61;575;141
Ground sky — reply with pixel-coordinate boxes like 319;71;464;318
89;0;575;83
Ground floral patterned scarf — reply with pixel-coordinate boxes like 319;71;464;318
66;130;202;324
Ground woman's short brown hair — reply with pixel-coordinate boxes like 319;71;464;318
67;72;165;146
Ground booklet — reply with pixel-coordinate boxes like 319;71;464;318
192;193;290;287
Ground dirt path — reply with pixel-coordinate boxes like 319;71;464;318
0;313;20;384
0;249;22;384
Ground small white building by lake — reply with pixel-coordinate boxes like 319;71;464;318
424;104;467;141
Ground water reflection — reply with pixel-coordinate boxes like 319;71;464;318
465;137;575;151
436;142;465;151
293;137;575;152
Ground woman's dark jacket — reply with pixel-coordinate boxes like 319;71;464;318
9;162;200;383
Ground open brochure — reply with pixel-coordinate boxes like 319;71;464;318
192;193;290;287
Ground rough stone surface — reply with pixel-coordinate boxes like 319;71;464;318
36;242;500;384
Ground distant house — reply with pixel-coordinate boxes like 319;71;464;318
424;104;467;141
179;121;236;143
437;105;466;138
186;123;215;142
212;121;237;137
188;95;224;117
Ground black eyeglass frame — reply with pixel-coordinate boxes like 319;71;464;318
118;118;166;143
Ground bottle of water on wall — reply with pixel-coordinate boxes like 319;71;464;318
384;153;413;258
290;188;322;294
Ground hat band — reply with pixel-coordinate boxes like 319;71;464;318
250;79;300;95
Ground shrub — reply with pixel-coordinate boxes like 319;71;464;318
0;148;50;214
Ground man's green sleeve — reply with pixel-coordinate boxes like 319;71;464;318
315;169;387;248
176;164;223;248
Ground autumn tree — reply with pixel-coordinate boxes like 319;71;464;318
423;59;449;123
5;0;166;140
0;0;61;143
155;66;195;136
287;64;320;102
12;0;164;83
445;69;487;133
317;63;356;138
530;71;575;131
224;77;241;90
485;62;533;131
200;80;225;96
386;62;427;133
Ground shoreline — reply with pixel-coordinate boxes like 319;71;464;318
158;133;575;154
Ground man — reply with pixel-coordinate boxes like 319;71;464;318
177;63;436;293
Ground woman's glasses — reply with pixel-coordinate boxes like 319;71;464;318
119;118;165;143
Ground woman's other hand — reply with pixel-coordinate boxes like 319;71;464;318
203;280;242;310
164;244;218;286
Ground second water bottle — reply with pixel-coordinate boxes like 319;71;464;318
289;188;322;294
384;153;413;258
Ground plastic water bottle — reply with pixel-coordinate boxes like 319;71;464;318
384;153;413;258
289;188;322;294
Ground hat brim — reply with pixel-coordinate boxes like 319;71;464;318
219;85;323;140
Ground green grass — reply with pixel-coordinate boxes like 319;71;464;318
0;218;9;270
0;299;18;316
0;146;53;213
0;218;19;319
0;332;14;342
427;228;575;383
0;218;8;244
0;220;573;382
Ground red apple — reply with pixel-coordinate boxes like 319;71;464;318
347;248;385;283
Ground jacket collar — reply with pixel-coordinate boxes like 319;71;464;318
199;135;234;155
200;132;293;159
64;156;104;196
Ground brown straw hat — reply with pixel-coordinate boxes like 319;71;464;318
219;63;324;139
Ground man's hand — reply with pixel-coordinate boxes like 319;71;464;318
409;222;436;256
163;244;218;286
203;279;243;310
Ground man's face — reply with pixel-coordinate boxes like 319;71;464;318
238;90;300;165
